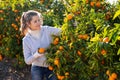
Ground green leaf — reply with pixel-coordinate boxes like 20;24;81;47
113;10;120;20
117;48;120;55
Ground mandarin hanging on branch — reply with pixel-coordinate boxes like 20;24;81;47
54;58;60;67
96;1;101;8
86;0;89;4
101;49;107;55
67;13;73;20
0;54;3;61
77;50;82;56
111;73;117;79
103;37;109;43
90;1;95;7
109;76;114;80
59;46;64;50
14;10;19;13
48;66;54;71
57;75;65;80
106;70;110;76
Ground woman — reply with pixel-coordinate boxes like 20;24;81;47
20;10;61;80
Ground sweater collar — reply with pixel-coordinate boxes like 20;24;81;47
28;29;41;39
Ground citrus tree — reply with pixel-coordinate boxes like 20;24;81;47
46;0;120;80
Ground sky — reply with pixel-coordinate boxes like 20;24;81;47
106;0;118;4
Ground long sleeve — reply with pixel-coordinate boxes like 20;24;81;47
46;26;61;36
23;39;37;65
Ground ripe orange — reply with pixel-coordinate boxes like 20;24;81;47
96;1;101;8
90;2;95;7
53;40;59;45
109;76;115;80
0;54;3;61
54;58;59;66
59;46;64;50
55;37;59;42
48;66;54;71
0;10;4;13
101;49;107;55
65;72;69;76
14;10;19;13
57;75;65;80
78;34;83;39
106;70;110;76
111;73;117;79
78;34;89;40
67;14;73;20
82;34;89;40
86;0;89;4
103;37;109;43
53;37;59;45
77;50;82;56
38;48;45;53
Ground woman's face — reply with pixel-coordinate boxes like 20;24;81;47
29;15;41;30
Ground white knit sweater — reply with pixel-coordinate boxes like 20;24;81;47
22;26;61;67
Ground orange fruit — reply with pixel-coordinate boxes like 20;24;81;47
106;70;110;76
53;40;59;45
78;34;83;39
67;14;73;20
0;10;4;13
57;75;65;80
59;46;64;50
90;2;95;7
96;1;101;8
48;66;54;71
65;72;69;76
14;10;19;13
86;0;89;4
54;37;59;42
54;58;59;66
0;54;3;61
0;18;4;21
78;34;89;40
101;49;107;55
109;76;115;80
53;37;59;45
38;48;45;53
77;50;82;56
111;73;117;79
82;34;89;40
103;37;109;43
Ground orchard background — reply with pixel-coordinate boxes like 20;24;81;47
0;0;120;80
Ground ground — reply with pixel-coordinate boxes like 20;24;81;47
0;57;31;80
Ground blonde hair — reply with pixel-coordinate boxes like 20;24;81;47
20;10;43;35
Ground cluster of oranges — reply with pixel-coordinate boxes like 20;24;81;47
78;34;89;40
11;23;18;31
106;70;118;80
86;0;101;8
